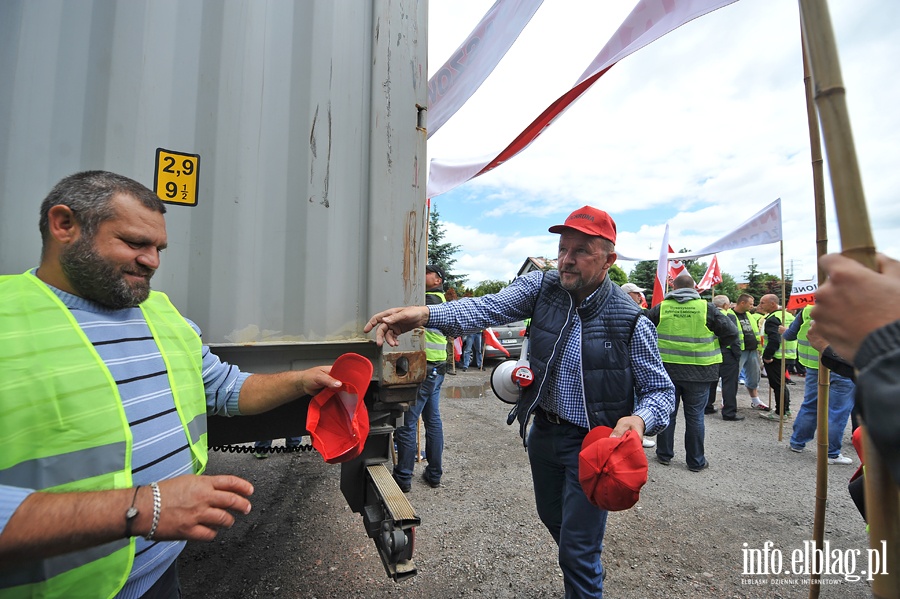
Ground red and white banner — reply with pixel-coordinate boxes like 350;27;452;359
453;336;463;362
696;254;723;292
667;244;685;283
427;0;738;198
484;327;511;357
428;0;544;139
618;199;783;262
652;224;670;308
786;277;817;310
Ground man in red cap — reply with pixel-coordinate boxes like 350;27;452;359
365;205;674;598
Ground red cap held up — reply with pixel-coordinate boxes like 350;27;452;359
578;425;648;511
307;353;373;464
549;206;617;244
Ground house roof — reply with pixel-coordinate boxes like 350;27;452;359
517;257;558;278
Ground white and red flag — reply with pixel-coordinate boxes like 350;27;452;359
484;328;511;357
453;336;463;362
696;254;723;292
652;224;671;308
667;244;686;283
427;0;738;198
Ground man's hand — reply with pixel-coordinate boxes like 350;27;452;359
813;252;900;361
609;415;646;439
238;367;340;415
363;306;430;346
151;474;255;542
295;365;339;397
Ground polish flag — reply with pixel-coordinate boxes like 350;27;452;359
696;254;723;292
484;328;511;357
453;336;463;362
652;225;670;308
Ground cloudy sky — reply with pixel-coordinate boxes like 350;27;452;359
426;0;900;289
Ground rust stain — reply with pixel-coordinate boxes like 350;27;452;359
402;210;417;298
380;350;426;386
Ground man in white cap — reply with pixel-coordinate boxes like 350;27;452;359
621;283;646;308
365;206;674;598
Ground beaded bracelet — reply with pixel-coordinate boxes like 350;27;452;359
145;482;161;541
124;486;141;537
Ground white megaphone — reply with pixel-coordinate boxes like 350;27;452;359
490;337;534;404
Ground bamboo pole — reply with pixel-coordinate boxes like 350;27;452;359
777;241;786;442
801;36;830;599
799;2;899;596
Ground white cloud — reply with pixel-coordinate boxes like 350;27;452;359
428;0;900;287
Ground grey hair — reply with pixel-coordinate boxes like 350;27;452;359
712;294;731;308
39;170;166;247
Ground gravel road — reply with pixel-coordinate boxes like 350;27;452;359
179;365;873;598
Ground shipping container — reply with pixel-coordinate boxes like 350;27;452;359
0;0;427;581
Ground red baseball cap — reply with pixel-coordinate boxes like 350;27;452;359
306;353;373;464
578;425;648;511
549;206;617;244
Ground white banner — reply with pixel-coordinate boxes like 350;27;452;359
427;0;739;198
617;198;783;262
427;0;544;139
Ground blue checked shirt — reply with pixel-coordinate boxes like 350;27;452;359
427;272;674;434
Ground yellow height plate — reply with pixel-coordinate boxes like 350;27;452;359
154;148;200;206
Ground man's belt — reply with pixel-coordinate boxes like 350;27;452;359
536;406;575;426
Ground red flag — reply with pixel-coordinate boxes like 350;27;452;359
696;255;723;292
652;225;670;308
484;328;511;357
452;336;463;362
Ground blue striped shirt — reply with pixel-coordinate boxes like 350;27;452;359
0;281;249;599
427;271;674;433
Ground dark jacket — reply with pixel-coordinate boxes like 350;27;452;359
854;320;900;486
761;311;784;362
510;273;643;439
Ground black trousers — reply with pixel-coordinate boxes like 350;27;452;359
763;359;791;413
707;350;740;418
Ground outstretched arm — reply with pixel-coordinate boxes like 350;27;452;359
238;366;340;415
363;306;430;347
0;474;254;566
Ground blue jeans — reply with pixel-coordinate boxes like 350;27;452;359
739;349;760;391
254;437;303;449
528;414;606;598
790;368;855;457
393;365;445;486
657;380;709;469
462;332;483;369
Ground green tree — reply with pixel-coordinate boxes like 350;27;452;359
629;261;657;295
472;279;508;296
744;259;780;300
608;264;628;286
428;205;463;290
713;272;740;303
